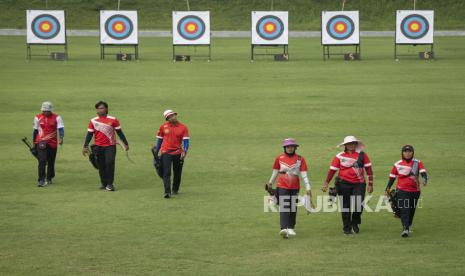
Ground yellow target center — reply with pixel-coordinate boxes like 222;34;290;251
187;23;196;32
411;23;419;31
336;23;345;32
114;23;124;32
42;23;51;31
265;24;275;32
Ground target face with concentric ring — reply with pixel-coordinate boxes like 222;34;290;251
400;14;429;40
326;15;355;40
31;14;61;40
256;15;284;40
177;15;206;40
321;11;359;45
104;14;134;40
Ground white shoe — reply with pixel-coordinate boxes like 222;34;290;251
279;229;289;239
287;229;297;236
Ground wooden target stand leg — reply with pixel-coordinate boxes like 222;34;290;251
394;43;434;60
322;44;360;61
100;44;139;60
172;44;212;62
26;43;68;61
251;44;289;61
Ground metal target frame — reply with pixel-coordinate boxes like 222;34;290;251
394;10;434;60
26;10;68;60
99;10;139;60
321;11;360;61
172;11;211;62
251;11;289;61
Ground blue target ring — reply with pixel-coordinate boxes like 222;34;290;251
326;15;354;40
31;14;60;40
256;15;284;40
401;14;429;39
177;15;206;40
104;14;133;40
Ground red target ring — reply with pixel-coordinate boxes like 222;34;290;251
112;21;126;33
334;22;348;34
264;22;277;34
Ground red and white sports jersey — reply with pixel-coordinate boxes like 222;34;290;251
390;159;426;192
87;115;121;147
330;151;372;184
156;121;189;155
33;113;64;149
272;154;308;190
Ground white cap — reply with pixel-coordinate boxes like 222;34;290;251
338;135;365;150
41;101;53;112
163;109;177;119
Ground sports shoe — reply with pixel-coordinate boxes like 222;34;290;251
287;229;297;236
46;179;53;185
164;193;171;199
279;229;289;239
352;224;360;234
37;180;46;187
344;229;352;235
105;185;115;191
401;229;409;238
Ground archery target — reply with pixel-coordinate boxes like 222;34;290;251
252;11;288;45
396;10;434;44
321;11;359;45
173;11;210;45
26;10;66;44
100;10;138;44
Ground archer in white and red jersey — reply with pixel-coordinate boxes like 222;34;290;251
322;136;373;235
267;138;312;238
82;101;129;191
385;145;429;237
33;101;64;186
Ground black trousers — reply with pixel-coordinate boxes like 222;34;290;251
37;145;57;182
277;188;299;230
397;190;421;230
95;145;116;186
336;179;366;231
161;154;184;194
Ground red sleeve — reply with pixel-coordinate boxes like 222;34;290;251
272;157;280;170
325;170;336;184
390;166;398;178
419;161;426;173
300;157;308;171
362;154;373;185
330;156;340;170
87;121;94;132
156;125;164;139
365;166;373;186
363;153;372;167
183;126;190;139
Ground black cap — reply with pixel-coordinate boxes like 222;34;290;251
401;145;414;152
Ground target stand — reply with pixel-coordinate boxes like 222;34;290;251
172;12;211;62
26;43;68;60
26;10;68;60
321;11;360;61
251;44;288;61
394;11;435;60
172;44;211;62
100;44;139;60
322;44;360;60
99;11;139;61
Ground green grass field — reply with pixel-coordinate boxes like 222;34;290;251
1;36;465;275
1;0;465;30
